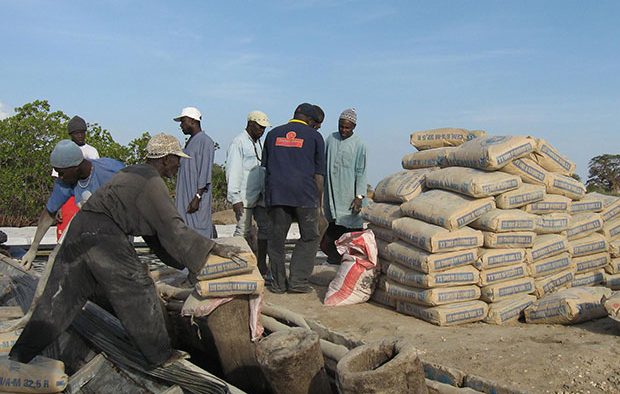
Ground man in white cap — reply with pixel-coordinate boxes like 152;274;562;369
321;108;367;264
20;139;124;270
226;110;271;277
10;133;241;369
174;107;216;238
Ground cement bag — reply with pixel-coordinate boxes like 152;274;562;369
524;287;611;324
387;241;477;273
495;184;546;209
523;194;571;214
195;267;264;297
601;217;620;240
573;252;610;275
534;270;574;298
443;135;536;170
475;248;526;270
526;234;569;262
367;223;396;242
324;230;378;306
534;213;571;234
396;300;488;326
425;167;521;198
392;217;483;253
545;172;586;200
478;263;527;286
568;233;608;257
386;262;479;288
529;138;576;175
569;193;605;214
564;213;604;241
611;240;620;257
361;203;402;228
470;209;536;233
484;294;537;325
195;252;256;280
480;277;535;302
605;258;620;274
409;127;487;150
600;194;620;222
603;291;620;320
385;280;480;306
483;231;536;249
501;158;548;185
372;169;432;203
375;238;391;261
379;259;392;274
0;330;21;356
371;288;397;309
571;269;605;287
0;356;68;393
400;189;495;230
604;273;620;290
527;252;572;278
402;147;454;169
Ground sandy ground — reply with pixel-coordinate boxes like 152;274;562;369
265;266;620;394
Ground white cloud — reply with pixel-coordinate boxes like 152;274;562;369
0;102;11;120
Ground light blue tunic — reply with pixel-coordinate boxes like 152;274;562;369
323;132;367;229
175;131;215;238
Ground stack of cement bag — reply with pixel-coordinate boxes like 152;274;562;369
192;250;264;298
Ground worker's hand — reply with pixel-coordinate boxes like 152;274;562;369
55;210;63;224
350;196;363;215
232;202;244;221
187;195;201;214
19;249;37;271
211;243;243;258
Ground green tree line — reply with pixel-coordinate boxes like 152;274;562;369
0;100;229;226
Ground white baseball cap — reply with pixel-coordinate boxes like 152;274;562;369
174;107;202;122
247;110;271;127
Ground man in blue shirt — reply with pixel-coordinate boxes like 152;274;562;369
20;140;124;270
262;103;326;293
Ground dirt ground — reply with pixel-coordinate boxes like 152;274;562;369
265;267;620;394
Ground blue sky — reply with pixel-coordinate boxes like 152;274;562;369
1;0;619;184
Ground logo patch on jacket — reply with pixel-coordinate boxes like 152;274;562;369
275;131;304;148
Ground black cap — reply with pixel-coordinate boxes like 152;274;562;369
294;103;319;121
67;115;87;134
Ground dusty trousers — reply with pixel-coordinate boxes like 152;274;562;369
9;211;172;367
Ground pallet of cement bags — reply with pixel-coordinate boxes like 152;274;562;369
524;287;612;324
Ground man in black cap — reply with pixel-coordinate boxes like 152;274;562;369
261;103;326;293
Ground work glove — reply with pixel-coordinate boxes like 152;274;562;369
20;248;37;271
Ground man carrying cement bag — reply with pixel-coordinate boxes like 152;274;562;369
9;134;241;369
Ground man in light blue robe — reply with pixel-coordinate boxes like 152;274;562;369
174;107;215;238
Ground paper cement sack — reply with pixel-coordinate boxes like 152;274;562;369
387;241;478;273
425;167;521;198
523;194;571;214
475;248;526;270
324;230;378;306
527;252;572;278
443;135;536;170
524;287;611;324
534;213;571;234
478;263;528;286
572;252;610;274
495;184;546;209
396;300;488;326
401;147;455;169
196;252;256;280
483;294;537;325
564;213;604;241
483;231;536;249
601;217;620;240
545;172;586;200
367;223;396;242
0;330;21;356
605;273;620;290
568;233;609;257
372;169;432;203
0;356;68;393
526;234;569;262
571;269;605;287
371;288;397;309
611;240;620;257
529;138;577;175
605;258;620;274
387;262;479;288
534;270;574;298
470;209;537;233
600;194;620;222
569;193;606;214
400;189;495;230
379;259;393;274
604;290;620;319
195;267;264;297
361;203;402;228
392;217;483;253
376;238;391;261
501;158;548;185
386;280;480;306
409;128;487;150
480;276;535;302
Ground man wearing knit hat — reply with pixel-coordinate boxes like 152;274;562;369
20;140;124;270
321;108;367;264
10;133;241;369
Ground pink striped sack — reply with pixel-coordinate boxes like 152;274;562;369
323;230;379;306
